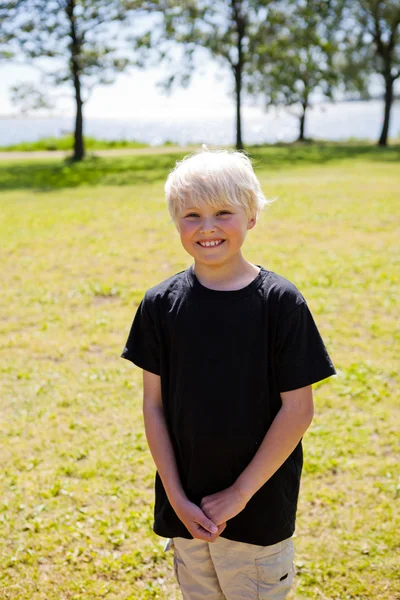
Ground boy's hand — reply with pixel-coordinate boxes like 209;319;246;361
200;484;248;526
173;497;227;542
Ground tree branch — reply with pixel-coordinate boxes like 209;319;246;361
370;0;387;61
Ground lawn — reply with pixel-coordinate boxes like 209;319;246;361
0;145;399;599
0;135;149;152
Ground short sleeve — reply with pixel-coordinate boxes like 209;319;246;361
121;295;161;375
275;302;336;393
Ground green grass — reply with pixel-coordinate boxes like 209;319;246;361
0;144;399;599
0;142;399;192
0;134;149;152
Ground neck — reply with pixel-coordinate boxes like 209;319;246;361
193;254;260;290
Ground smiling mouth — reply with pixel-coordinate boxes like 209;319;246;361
197;240;225;248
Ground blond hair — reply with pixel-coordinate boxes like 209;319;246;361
165;148;270;223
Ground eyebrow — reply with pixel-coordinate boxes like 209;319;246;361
182;205;233;211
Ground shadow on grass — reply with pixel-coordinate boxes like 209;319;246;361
250;141;400;168
0;154;181;192
0;143;399;192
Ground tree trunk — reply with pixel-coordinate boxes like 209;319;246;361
297;95;308;142
378;75;394;147
66;0;85;161
232;0;245;151
298;106;306;141
234;64;243;150
73;75;84;161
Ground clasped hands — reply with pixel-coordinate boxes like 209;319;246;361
174;484;248;543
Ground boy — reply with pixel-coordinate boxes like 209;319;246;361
121;149;336;599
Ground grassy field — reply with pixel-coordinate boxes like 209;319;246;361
0;135;149;152
0;144;399;599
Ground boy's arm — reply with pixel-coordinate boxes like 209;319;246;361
200;385;314;525
142;369;226;541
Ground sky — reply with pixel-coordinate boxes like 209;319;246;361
0;40;392;124
0;56;265;121
1;7;396;124
0;10;246;121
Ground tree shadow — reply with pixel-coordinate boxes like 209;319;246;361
0;153;182;192
250;142;400;169
0;144;399;192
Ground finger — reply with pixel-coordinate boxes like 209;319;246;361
194;509;218;534
200;502;220;526
191;524;217;541
200;498;211;515
209;522;227;543
192;521;227;542
201;506;224;527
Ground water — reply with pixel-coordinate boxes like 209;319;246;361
0;100;399;146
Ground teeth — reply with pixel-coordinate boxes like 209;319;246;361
200;240;222;247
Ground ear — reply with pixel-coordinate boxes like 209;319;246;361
247;214;257;230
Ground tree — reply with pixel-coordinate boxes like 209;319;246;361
133;0;280;150
0;1;17;60
10;82;54;114
343;0;400;146
3;0;132;161
247;0;343;142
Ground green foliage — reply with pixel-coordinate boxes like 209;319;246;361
132;0;281;148
340;0;400;144
342;0;400;81
0;2;14;59
5;0;132;87
2;0;153;159
247;0;345;140
9;83;54;114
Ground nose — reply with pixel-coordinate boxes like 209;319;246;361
199;216;217;234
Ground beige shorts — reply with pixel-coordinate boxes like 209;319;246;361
166;535;296;600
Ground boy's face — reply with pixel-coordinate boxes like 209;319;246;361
176;200;256;267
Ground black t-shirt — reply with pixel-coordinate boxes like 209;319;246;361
121;265;336;546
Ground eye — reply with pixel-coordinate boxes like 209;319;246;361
184;213;200;218
217;210;232;216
